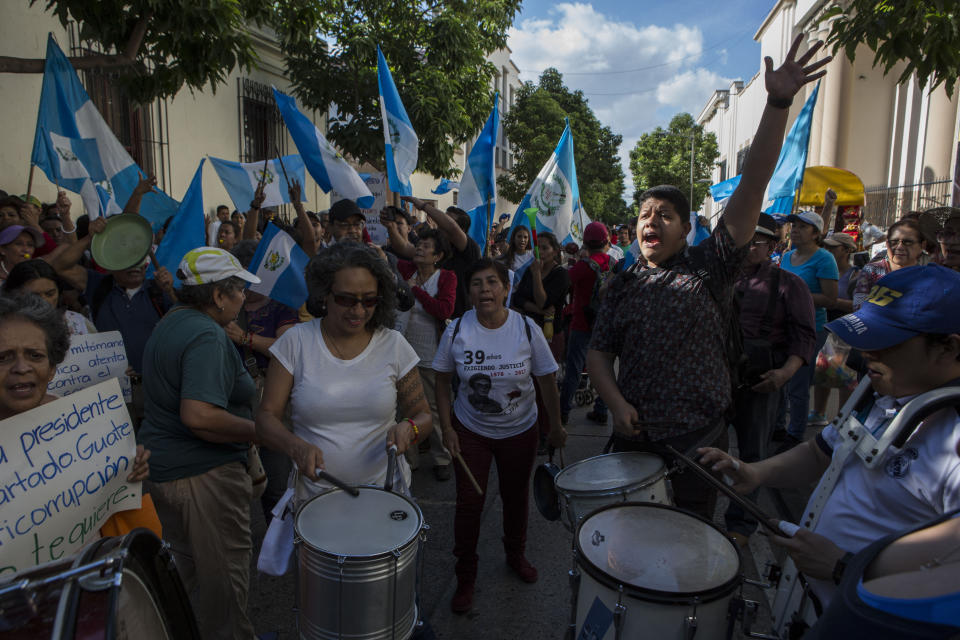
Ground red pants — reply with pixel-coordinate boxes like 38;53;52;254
452;417;539;583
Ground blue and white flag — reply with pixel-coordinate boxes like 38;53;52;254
765;82;820;215
686;212;711;246
31;34;179;225
458;95;500;254
272;87;374;208
37;128;107;217
248;222;309;309
153;160;207;283
209;155;307;211
710;175;742;203
510;121;591;246
377;46;418;196
431;178;460;195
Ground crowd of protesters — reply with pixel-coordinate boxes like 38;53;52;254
1;35;959;638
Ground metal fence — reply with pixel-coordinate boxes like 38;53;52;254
862;178;952;229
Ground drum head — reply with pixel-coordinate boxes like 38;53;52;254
556;452;664;492
296;487;422;557
90;214;153;271
577;503;739;595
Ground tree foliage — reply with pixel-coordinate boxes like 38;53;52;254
24;0;273;103
825;0;960;96
278;0;521;178
628;113;719;211
499;69;628;224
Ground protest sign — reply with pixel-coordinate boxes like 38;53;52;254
0;378;140;575
333;171;388;244
48;331;132;403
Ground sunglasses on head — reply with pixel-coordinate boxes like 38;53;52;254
331;293;380;308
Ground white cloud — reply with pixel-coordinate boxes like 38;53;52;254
507;2;735;201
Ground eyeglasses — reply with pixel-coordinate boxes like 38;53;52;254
331;293;380;308
936;229;958;241
888;238;918;248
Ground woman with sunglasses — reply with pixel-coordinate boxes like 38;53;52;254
853;218;930;310
256;242;432;502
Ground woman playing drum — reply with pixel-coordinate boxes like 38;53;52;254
434;258;566;613
256;242;432;501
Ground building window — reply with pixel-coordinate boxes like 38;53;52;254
68;25;169;189
718;159;727;183
736;145;751;176
238;78;287;163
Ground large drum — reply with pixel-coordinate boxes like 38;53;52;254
570;503;741;640
0;529;200;639
295;486;426;640
555;452;672;531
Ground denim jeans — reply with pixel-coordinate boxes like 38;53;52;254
560;329;591;416
786;329;828;440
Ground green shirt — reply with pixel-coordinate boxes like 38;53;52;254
139;307;254;482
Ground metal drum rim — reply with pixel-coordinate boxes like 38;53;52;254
294;485;425;559
573;501;742;605
555;451;667;494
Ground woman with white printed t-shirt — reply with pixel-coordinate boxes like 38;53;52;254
433;257;566;614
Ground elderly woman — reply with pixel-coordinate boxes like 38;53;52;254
256;242;432;502
853;218;931;309
2;259;95;334
434;258;566;614
138;248;261;640
0;224;45;285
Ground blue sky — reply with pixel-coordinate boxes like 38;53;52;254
506;0;774;199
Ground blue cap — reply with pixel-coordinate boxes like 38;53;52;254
826;265;960;350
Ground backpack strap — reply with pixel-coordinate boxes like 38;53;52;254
450;315;463;342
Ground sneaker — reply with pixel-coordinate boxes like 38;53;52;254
433;464;451;482
807;412;828;427
585;410;607;425
506;555;539;583
450;582;474;613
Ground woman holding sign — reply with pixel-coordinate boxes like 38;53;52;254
138;248;262;640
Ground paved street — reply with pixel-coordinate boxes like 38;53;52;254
246;400;821;640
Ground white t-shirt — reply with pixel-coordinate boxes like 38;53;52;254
807;393;960;605
269;322;420;500
432;309;558;439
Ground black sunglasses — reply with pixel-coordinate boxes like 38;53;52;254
331;293;380;308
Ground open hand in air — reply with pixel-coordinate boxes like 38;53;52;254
764;34;831;103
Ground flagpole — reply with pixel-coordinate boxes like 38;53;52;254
26;164;36;199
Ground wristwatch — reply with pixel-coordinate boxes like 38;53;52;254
832;551;855;585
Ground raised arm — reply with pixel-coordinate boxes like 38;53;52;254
383;217;415;259
242;184;266;240
401;195;469;252
123;173;157;214
724;35;831;246
289;180;318;257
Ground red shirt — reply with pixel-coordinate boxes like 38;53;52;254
565;252;610;331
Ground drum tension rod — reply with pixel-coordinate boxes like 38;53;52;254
740;599;778;640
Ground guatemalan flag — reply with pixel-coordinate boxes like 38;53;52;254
457;95;500;254
431;178;460;195
510;121;591;247
377;46;418;196
272;87;374;208
152;159;207;284
765;82;820;215
247;222;310;309
31;34;179;226
209;155;308;211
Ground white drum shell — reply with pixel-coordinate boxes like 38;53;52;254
295;487;424;640
556;453;673;532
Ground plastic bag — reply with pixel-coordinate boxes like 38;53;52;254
257;487;295;576
814;334;857;390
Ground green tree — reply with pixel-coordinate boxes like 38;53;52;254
499;69;627;224
628;113;719;211
279;0;521;178
1;0;273;103
826;0;960;96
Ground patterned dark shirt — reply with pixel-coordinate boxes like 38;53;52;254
589;221;747;440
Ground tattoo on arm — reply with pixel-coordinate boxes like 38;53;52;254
397;368;427;417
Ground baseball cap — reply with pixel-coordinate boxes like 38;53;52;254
0;224;45;247
329;199;365;223
755;213;779;238
583;221;609;246
825;264;960;350
823;232;857;250
787;210;824;232
19;195;42;209
178;248;261;286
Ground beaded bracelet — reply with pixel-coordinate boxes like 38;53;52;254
406;418;420;444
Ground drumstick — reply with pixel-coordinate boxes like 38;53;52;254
315;469;360;497
454;452;483;496
665;445;781;535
